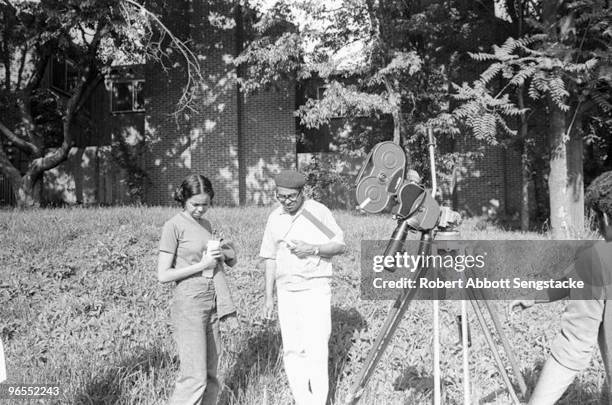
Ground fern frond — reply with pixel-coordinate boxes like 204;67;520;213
499;37;519;56
510;65;537;86
495;114;517;136
533;73;550;93
469;52;498;61
592;91;612;112
549;76;570;111
528;82;542;100
478;63;503;85
517;34;546;48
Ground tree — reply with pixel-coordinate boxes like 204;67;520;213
0;0;203;208
235;1;425;149
453;0;611;236
237;0;511;202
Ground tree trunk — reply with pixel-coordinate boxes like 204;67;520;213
15;171;42;208
517;85;530;231
543;0;571;238
521;142;530;231
548;103;569;238
392;107;401;145
383;77;402;145
567;123;584;234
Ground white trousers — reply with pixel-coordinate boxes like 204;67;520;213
277;285;331;405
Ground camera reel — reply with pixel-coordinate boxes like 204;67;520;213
355;141;442;232
355;141;406;213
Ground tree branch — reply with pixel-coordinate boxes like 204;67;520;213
0;120;38;155
15;44;27;91
74;73;103;115
122;0;205;114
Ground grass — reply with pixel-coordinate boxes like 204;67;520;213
0;206;607;404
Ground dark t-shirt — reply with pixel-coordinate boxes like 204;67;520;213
159;212;214;278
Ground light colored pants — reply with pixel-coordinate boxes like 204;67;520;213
530;299;612;404
169;278;220;405
277;285;331;405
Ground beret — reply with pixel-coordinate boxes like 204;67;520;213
274;170;306;189
586;171;612;216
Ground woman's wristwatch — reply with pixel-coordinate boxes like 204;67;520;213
312;246;320;256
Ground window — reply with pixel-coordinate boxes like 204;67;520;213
51;59;80;94
317;86;327;100
110;80;144;113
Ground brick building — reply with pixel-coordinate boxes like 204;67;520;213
0;0;540;221
27;1;297;207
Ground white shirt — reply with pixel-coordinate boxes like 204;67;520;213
259;199;345;291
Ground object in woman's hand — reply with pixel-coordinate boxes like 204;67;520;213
207;240;221;255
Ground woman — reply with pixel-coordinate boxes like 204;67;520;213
158;174;237;405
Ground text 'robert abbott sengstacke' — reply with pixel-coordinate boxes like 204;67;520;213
360;240;606;300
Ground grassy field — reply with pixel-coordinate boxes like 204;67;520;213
0;206;607;404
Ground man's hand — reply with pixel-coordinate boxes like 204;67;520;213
263;296;275;320
508;299;535;315
289;240;315;259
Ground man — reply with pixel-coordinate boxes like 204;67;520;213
511;171;612;404
259;170;345;405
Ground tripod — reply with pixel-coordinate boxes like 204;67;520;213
345;216;528;405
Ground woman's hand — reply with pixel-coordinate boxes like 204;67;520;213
200;247;222;269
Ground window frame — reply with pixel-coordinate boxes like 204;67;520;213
109;79;145;114
50;58;80;95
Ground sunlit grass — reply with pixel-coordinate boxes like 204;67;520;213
0;207;606;404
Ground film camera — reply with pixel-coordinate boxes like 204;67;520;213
355;141;460;233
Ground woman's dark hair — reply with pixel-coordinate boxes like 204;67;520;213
173;174;215;206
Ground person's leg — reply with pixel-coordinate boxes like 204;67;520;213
302;286;332;405
597;301;612;403
529;299;604;405
277;288;310;405
528;357;577;405
169;284;216;405
201;310;220;405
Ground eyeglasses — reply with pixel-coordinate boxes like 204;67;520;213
276;190;301;202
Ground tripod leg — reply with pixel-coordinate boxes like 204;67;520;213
461;300;470;405
433;299;441;405
465;288;522;405
345;267;425;405
345;234;432;405
477;292;528;397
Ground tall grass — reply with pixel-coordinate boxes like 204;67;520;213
0;207;606;404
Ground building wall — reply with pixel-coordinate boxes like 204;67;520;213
144;0;296;206
43;145;138;205
242;85;297;205
42;70;146;206
452;138;523;218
